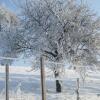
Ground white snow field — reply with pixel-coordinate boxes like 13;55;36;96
0;66;100;100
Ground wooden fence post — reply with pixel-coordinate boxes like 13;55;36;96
40;56;46;100
76;78;80;100
5;64;9;100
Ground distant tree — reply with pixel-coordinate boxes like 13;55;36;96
0;5;19;64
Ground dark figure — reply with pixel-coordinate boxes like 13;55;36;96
56;80;61;92
54;70;62;93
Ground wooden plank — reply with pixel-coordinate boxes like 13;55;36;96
5;64;9;100
40;57;46;100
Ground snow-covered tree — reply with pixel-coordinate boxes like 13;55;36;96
1;0;100;92
13;0;100;66
8;0;100;92
0;5;19;64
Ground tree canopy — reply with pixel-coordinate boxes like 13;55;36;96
0;0;100;66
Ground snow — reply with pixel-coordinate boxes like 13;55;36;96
0;66;34;75
0;66;100;100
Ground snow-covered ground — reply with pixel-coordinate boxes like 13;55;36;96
0;66;100;100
